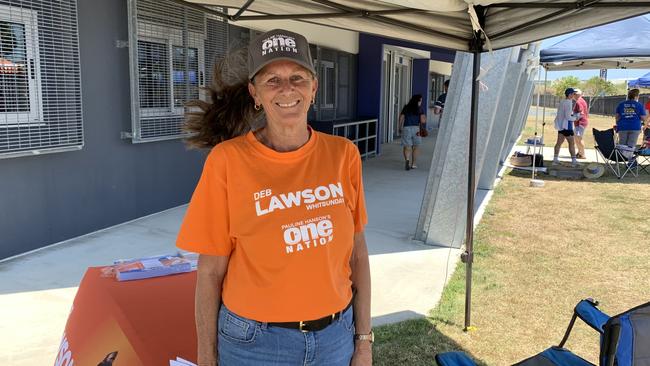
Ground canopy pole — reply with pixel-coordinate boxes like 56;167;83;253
541;67;548;143
462;28;484;332
532;66;542;182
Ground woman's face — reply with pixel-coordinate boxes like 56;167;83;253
248;60;317;129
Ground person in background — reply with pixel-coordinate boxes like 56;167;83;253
643;99;650;144
177;29;372;366
572;88;589;159
433;79;449;120
553;88;579;167
615;88;647;149
398;94;426;170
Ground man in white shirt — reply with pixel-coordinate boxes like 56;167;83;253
553;88;578;167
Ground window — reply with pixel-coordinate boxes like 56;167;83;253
135;22;205;118
173;46;199;108
319;61;335;109
127;0;227;142
0;1;83;159
0;5;42;125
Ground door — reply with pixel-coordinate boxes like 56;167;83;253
380;49;412;143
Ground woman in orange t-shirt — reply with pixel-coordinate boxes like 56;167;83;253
177;29;372;366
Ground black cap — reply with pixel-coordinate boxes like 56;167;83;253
248;29;316;80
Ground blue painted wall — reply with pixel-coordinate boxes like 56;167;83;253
412;59;430;115
356;33;455;148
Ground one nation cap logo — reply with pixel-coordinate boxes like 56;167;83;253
248;28;316;79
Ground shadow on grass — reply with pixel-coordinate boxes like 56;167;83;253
506;161;650;185
372;314;487;366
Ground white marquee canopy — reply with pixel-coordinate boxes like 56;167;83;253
176;0;650;329
185;0;650;52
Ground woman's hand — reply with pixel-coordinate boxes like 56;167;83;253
351;342;372;365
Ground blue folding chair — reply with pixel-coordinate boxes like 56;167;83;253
435;299;650;366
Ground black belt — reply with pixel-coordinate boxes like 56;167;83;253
269;302;353;332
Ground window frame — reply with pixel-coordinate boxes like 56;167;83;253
319;60;336;110
0;4;43;126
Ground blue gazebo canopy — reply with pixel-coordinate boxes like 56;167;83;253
628;72;650;88
541;16;650;70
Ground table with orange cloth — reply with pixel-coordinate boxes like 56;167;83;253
54;267;197;366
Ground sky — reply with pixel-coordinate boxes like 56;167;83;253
539;15;650;82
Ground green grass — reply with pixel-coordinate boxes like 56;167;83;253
372;167;650;365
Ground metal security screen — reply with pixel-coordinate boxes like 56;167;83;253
0;0;83;159
126;0;227;143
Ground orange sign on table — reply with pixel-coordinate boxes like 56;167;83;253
55;267;197;366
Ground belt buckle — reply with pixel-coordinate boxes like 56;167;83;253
299;321;308;333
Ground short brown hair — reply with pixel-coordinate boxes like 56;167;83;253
628;88;640;100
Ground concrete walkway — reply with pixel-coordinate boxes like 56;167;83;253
0;131;461;365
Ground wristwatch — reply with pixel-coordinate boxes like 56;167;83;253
354;331;374;343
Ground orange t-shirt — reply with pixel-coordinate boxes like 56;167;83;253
176;130;367;322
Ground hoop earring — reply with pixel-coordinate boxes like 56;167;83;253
310;98;315;105
254;104;261;111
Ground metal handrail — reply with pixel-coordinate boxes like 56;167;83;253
333;119;378;159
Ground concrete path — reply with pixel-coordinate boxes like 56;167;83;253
0;131;460;365
512;145;601;163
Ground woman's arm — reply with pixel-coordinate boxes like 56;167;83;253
350;231;372;366
195;254;230;366
398;114;405;132
420;113;426;125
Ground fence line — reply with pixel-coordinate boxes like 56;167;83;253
535;94;649;116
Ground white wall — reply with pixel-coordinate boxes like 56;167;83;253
429;60;452;76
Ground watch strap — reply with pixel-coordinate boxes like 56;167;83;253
354;331;374;343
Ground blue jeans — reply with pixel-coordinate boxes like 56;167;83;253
218;305;355;365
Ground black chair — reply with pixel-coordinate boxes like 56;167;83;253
592;128;637;179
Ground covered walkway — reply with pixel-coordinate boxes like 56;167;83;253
0;131;465;365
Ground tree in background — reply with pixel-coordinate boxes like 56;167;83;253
612;81;629;96
580;76;618;111
551;76;580;97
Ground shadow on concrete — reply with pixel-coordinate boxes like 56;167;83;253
372;313;488;366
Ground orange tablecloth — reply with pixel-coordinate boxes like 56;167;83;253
54;267;197;366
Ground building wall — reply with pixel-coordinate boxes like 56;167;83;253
0;0;206;259
356;34;456;145
0;1;365;260
412;59;430;113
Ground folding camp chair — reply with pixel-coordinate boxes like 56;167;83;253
435;298;650;366
592;128;638;179
636;149;650;175
436;347;592;366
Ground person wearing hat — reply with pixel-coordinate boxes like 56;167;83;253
572;88;589;159
176;29;372;365
553;87;579;167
